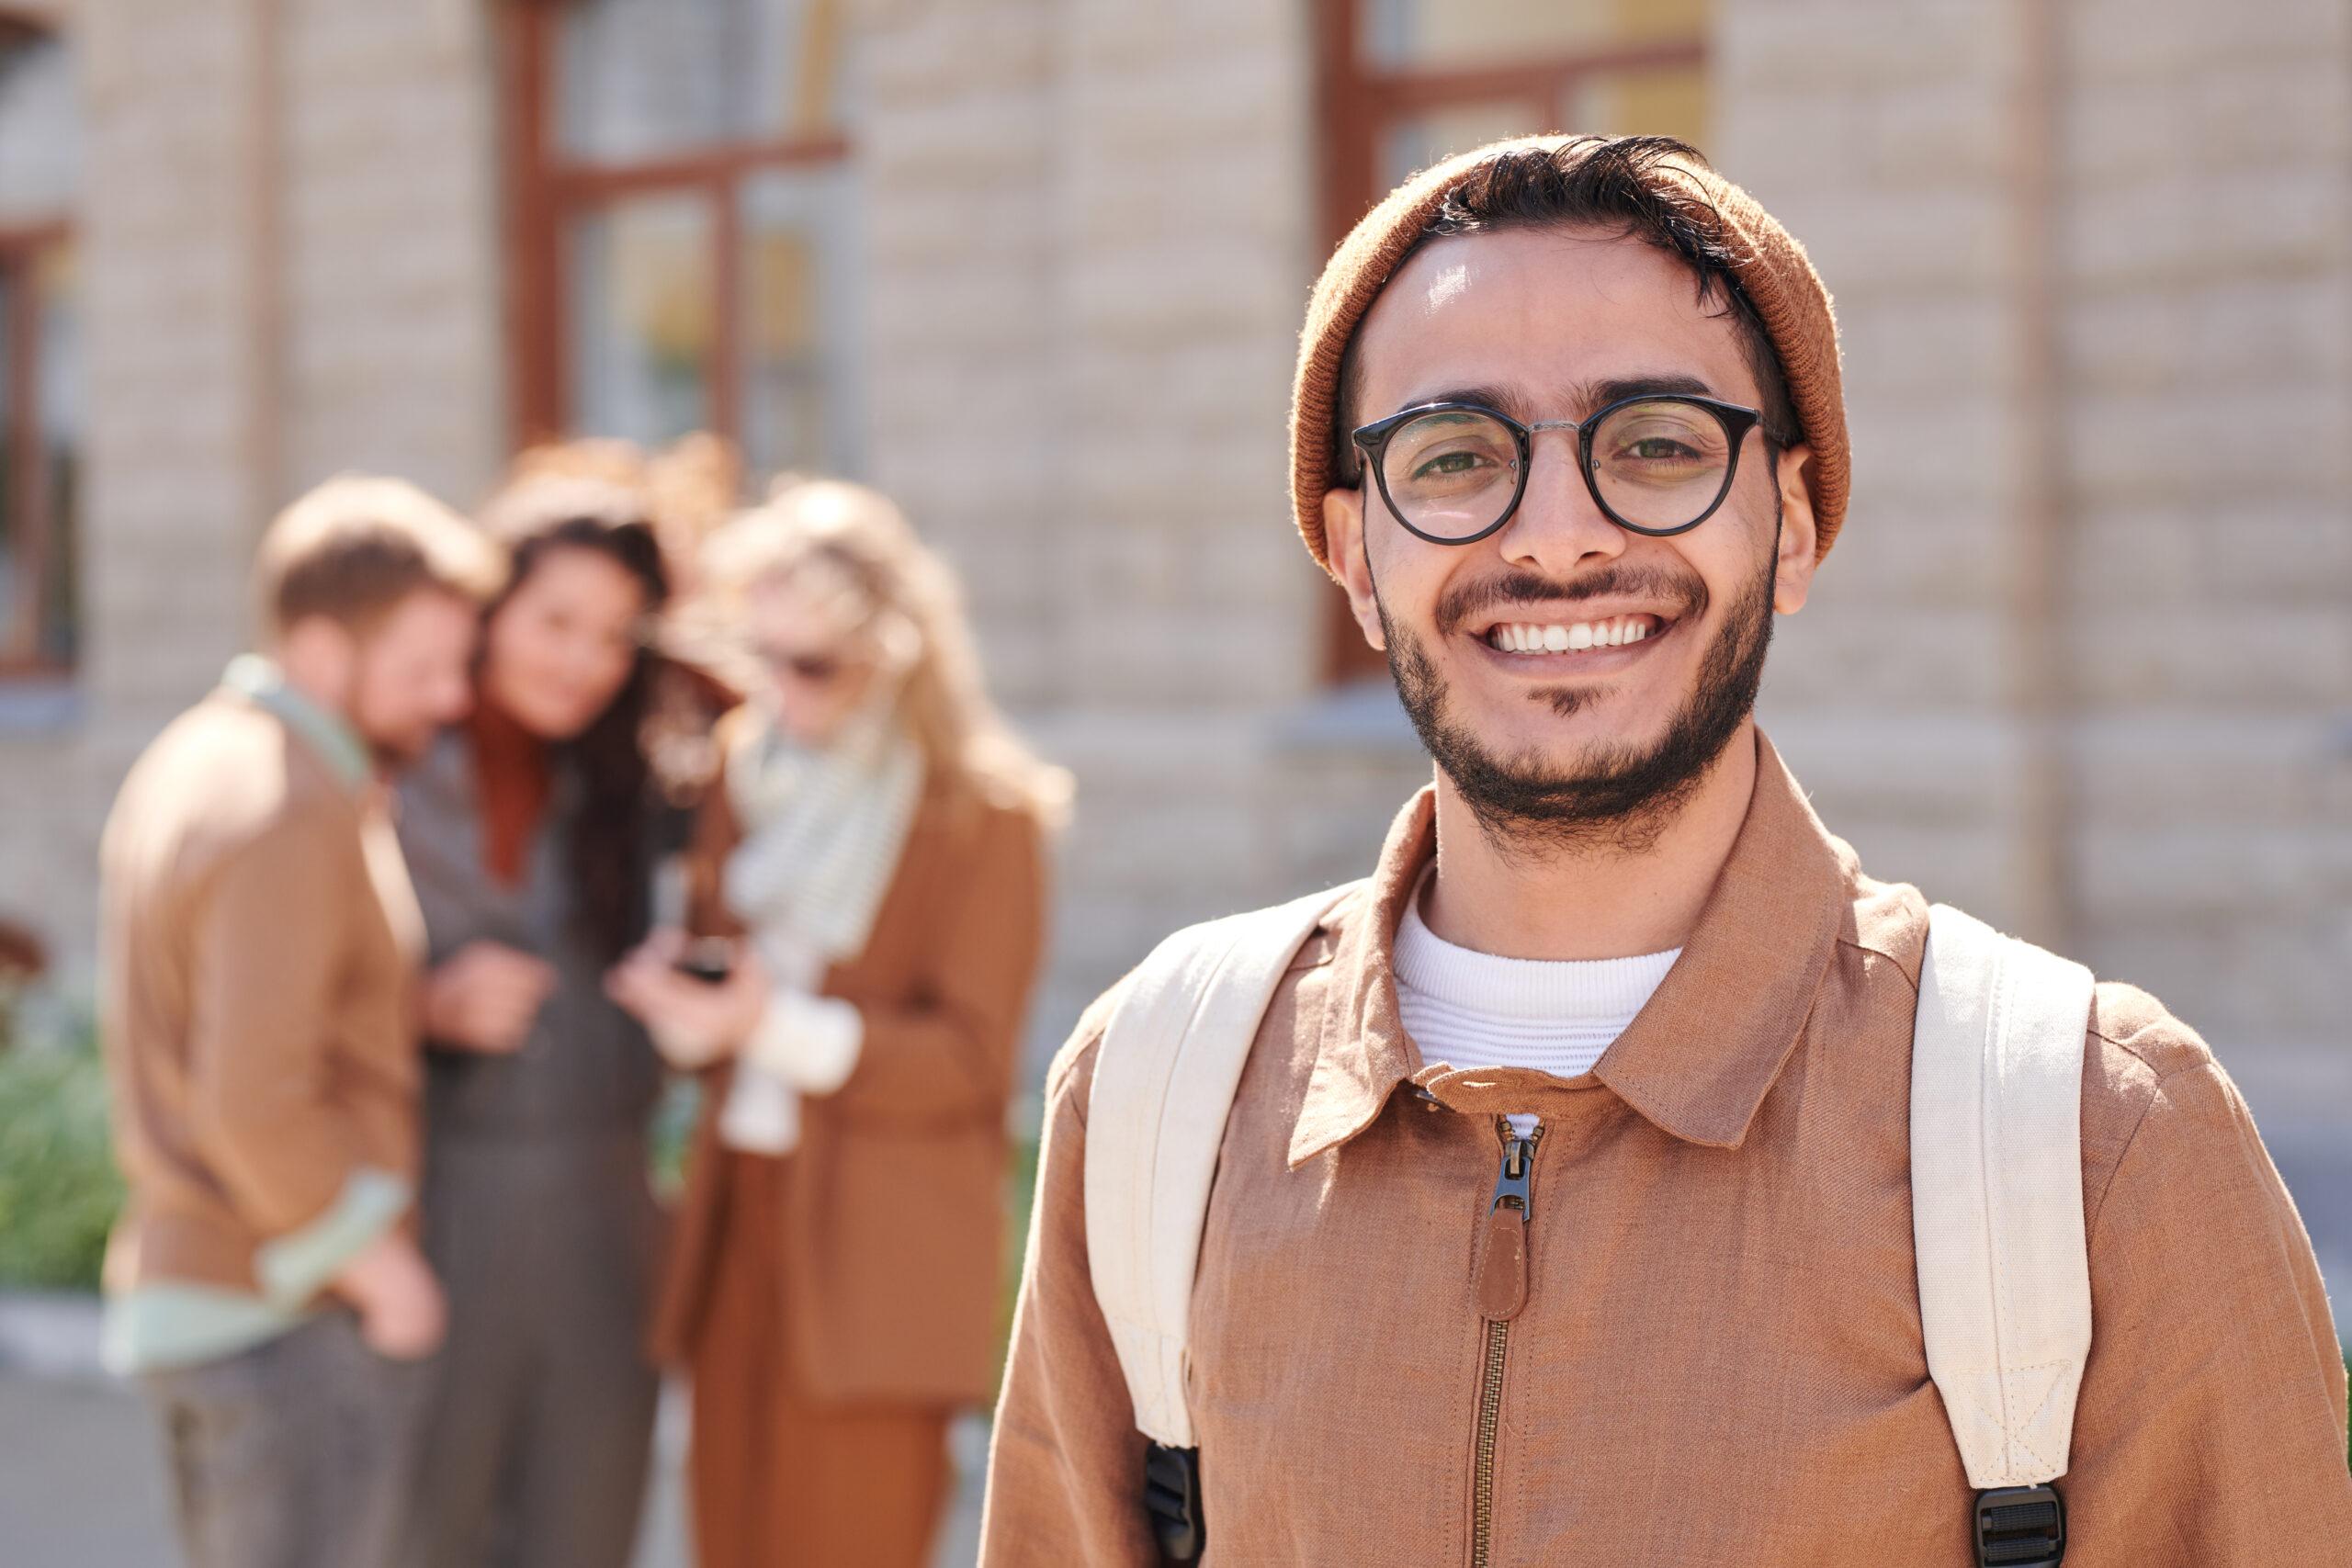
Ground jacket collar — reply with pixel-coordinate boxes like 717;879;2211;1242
220;654;373;793
1287;729;1850;1168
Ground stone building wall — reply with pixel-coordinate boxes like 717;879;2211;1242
2;0;2344;1131
2052;0;2351;1090
854;0;1418;1049
1717;0;2352;1109
0;0;505;994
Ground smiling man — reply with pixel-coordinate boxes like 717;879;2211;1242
978;138;2352;1566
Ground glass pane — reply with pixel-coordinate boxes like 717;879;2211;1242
1363;0;1709;71
1566;62;1711;146
0;31;75;223
739;167;860;479
568;193;716;448
36;240;77;666
1382;101;1540;187
559;0;847;163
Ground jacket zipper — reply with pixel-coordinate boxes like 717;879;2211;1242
1470;1116;1542;1568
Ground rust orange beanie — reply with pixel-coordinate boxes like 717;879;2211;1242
1289;135;1849;574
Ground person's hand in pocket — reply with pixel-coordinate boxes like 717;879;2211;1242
332;1231;447;1360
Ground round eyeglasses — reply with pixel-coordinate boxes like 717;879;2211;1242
1350;393;1765;546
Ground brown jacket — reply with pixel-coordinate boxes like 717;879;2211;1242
982;733;2352;1565
98;690;424;1294
649;730;1049;1405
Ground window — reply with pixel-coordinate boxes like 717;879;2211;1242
504;0;860;478
0;14;78;676
1315;0;1710;680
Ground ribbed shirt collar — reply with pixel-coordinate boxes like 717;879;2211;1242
1391;868;1681;1025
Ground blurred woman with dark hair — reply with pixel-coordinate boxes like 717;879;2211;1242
390;473;673;1568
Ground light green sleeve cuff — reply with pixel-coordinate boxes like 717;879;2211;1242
251;1167;412;1308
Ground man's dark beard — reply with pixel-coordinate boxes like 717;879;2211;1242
366;727;435;775
1380;547;1777;859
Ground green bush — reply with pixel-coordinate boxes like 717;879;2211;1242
650;1075;702;1199
0;1035;122;1292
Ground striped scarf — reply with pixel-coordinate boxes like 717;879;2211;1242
720;692;924;982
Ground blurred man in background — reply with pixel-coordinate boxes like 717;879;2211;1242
96;475;502;1568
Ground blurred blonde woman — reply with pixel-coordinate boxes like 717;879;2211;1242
608;479;1065;1568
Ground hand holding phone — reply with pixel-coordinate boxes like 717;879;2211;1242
606;931;767;1068
673;937;735;986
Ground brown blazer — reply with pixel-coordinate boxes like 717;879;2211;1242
650;722;1049;1406
98;690;424;1295
981;732;2352;1565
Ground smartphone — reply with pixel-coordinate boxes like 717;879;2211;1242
673;937;734;986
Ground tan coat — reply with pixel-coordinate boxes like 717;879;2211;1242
99;691;424;1295
981;733;2352;1566
650;730;1049;1406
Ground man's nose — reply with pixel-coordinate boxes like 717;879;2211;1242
1496;432;1624;574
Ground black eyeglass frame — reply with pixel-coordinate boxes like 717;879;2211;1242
1350;393;1766;547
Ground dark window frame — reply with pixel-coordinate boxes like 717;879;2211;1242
499;0;852;454
0;5;74;677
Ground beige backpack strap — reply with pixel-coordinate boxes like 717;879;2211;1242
1085;882;1359;1452
1912;902;2096;1502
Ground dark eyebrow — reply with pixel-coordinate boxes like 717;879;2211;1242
1380;385;1529;423
1579;373;1717;410
1374;373;1721;427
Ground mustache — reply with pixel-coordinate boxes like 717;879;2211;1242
1432;565;1710;637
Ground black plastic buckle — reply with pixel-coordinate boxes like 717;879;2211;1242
1974;1483;2065;1567
1142;1442;1204;1563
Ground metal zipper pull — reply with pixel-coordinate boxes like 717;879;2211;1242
1475;1119;1540;1322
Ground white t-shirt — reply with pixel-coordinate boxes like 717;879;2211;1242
1392;873;1679;1136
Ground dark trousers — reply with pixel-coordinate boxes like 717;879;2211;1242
141;1312;423;1568
395;1133;662;1568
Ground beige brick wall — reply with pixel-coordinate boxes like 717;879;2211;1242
5;0;2342;1098
0;0;504;997
278;0;504;506
855;0;1426;1050
0;0;267;986
1721;0;2352;1078
2054;0;2352;1064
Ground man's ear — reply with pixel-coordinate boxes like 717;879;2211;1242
1771;444;1820;616
1321;485;1385;651
277;614;360;703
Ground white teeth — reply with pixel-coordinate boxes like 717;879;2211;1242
1490;616;1659;653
